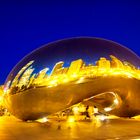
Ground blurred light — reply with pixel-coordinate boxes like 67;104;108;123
71;73;78;78
0;96;4;105
49;79;57;85
72;106;79;114
98;115;106;121
114;98;119;104
0;96;3;102
76;77;85;84
67;116;75;123
37;117;48;123
62;78;69;83
104;107;112;112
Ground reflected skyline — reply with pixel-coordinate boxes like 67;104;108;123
5;38;140;86
5;55;140;95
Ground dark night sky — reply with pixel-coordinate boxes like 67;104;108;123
0;0;140;84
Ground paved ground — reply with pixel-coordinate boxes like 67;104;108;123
0;116;140;140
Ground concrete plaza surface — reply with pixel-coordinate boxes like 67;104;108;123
0;116;140;140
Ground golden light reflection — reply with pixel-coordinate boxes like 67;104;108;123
72;106;79;115
67;116;75;123
104;92;120;112
6;55;140;95
36;117;48;123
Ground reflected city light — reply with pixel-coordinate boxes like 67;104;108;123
114;98;119;105
72;106;79;115
37;117;48;123
67;116;75;123
5;55;140;94
104;107;112;112
98;115;107;121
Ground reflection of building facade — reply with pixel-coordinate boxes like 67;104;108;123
52;67;69;75
80;65;97;76
18;66;34;88
28;73;36;87
67;59;84;75
33;68;49;85
11;61;34;88
96;57;110;69
38;68;49;79
110;55;124;68
51;61;64;76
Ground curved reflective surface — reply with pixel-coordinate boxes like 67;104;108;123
4;37;140;120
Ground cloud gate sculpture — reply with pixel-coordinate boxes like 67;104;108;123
4;37;140;120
